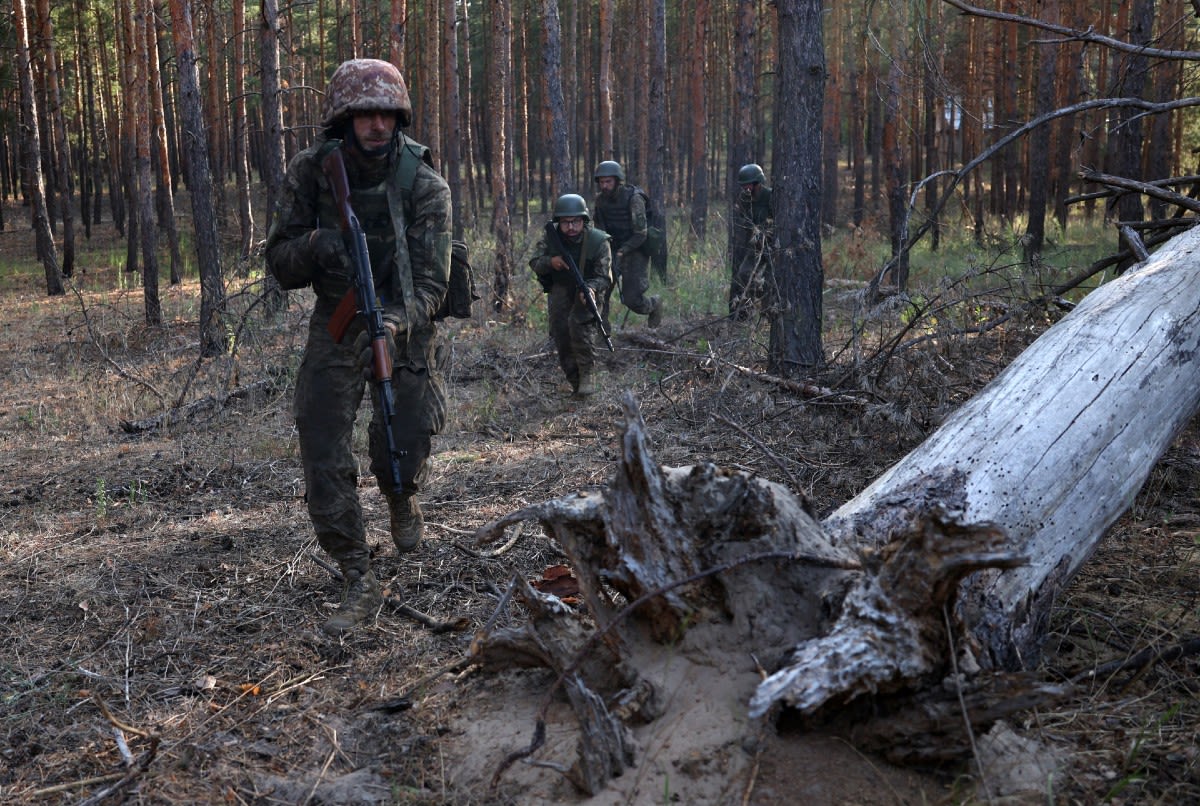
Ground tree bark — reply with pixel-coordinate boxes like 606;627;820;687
133;0;162;325
540;0;572;197
167;0;227;355
686;0;709;237
34;0;76;278
488;0;514;313
11;0;62;295
147;0;184;285
769;0;825;373
825;221;1200;671
259;0;286;311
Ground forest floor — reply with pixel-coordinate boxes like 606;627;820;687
1;217;1199;805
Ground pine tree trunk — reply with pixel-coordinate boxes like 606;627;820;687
11;0;62;295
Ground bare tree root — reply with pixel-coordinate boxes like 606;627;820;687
469;392;1053;797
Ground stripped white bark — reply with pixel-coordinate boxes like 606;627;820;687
823;224;1200;669
472;225;1200;792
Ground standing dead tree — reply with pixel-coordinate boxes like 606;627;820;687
471;222;1200;796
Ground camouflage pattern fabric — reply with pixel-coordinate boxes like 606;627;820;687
593;187;654;318
729;184;776;318
265;137;451;568
322;59;413;128
530;226;612;390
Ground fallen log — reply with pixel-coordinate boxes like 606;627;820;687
822;222;1200;671
119;378;278;433
467;223;1200;796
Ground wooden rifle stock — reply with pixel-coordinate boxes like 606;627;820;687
320;145;406;490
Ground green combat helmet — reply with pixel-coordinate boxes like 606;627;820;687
322;58;413;129
552;193;591;221
737;163;767;185
593;161;625;183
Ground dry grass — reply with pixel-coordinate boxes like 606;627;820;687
0;213;1198;804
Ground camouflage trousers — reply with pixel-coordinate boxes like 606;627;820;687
601;248;652;323
729;245;774;320
547;281;603;390
294;313;446;570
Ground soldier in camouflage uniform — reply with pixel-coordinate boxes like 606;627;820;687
729;163;776;321
591;161;663;329
530;194;612;397
265;59;452;634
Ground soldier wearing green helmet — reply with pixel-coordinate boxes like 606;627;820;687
591;161;664;329
530;194;613;397
729;162;776;321
265;58;453;634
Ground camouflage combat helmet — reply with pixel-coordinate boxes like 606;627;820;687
593;161;625;183
737;163;767;185
322;59;413;129
552;194;591;221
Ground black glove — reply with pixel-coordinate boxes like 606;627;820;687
309;229;348;273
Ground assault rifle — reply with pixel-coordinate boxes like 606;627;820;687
322;145;406;490
544;222;615;352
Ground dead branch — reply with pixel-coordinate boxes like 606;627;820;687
941;0;1200;61
66;279;164;403
622;331;868;405
119;377;279;433
1066;175;1200;205
1078;169;1200;216
1071;636;1200;686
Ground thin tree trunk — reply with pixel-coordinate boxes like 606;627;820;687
542;0;573;197
167;0;227;355
442;0;463;238
34;0;76;277
489;0;513;313
259;0;286;310
201;0;226;224
647;0;666;211
882;60;908;289
729;0;756;266
11;0;62;295
458;0;481;223
232;0;254;259
117;0;140;274
597;0;614;158
1023;0;1057;262
687;0;709;237
148;0;184;285
132;0;162;325
94;2;125;236
390;0;406;71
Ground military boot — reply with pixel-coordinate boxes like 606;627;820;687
647;296;663;329
575;371;597;397
388;494;424;553
321;567;382;634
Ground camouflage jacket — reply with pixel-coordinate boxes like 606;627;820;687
529;224;613;295
264;135;452;331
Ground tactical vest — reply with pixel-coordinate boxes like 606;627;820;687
747;186;773;227
546;226;610;282
314;135;434;319
594;185;636;245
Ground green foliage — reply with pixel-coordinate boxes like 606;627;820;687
94;478;109;519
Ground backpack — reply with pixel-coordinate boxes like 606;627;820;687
395;143;480;321
437;239;478;320
630;185;669;282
